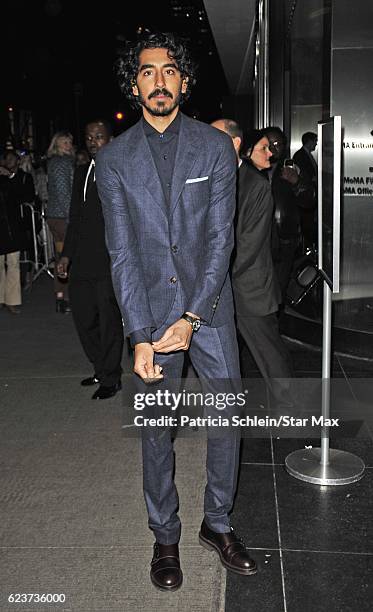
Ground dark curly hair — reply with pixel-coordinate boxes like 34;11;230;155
115;31;197;108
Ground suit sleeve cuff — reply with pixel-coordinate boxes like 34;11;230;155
130;328;153;347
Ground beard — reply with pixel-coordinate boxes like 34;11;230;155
138;87;182;117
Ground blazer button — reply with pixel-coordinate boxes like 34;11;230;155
170;276;177;284
171;245;178;253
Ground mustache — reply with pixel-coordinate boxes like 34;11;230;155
148;88;173;100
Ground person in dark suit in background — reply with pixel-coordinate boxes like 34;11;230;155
96;32;256;592
211;121;294;409
263;126;302;303
293;131;317;184
293;131;318;248
57;120;123;400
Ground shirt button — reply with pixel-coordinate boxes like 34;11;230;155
163;155;168;160
171;245;178;253
170;276;177;284
159;134;164;139
167;182;171;188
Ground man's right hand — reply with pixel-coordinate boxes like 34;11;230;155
134;343;163;383
56;256;70;278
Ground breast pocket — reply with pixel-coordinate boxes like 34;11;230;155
184;177;210;208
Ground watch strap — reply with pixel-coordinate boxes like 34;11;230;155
181;313;201;331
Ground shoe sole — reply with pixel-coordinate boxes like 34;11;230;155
199;533;257;576
150;573;183;592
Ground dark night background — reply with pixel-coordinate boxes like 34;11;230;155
1;0;229;152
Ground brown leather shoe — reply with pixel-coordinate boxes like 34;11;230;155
150;542;183;591
199;520;257;576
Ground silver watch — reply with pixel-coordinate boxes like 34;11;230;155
181;313;201;332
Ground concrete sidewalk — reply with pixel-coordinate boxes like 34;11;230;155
0;276;226;611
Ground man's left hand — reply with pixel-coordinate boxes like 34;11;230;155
152;319;193;353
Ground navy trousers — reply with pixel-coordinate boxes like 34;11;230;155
136;291;242;545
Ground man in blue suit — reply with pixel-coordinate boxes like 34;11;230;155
95;32;256;591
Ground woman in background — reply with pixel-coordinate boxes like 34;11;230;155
46;131;74;313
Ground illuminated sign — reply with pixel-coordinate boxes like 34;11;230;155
343;138;373;197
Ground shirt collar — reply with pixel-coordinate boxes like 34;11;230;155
142;112;181;137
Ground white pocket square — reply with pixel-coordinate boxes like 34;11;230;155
185;176;209;184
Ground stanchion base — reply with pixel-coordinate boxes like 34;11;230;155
285;448;365;485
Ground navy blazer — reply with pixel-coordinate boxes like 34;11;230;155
95;113;237;337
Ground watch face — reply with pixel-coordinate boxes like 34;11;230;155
192;319;201;332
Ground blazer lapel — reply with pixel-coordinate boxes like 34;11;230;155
170;113;199;216
129;121;168;216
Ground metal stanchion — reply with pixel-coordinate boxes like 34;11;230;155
285;280;365;485
32;201;54;281
20;201;54;288
285;115;365;486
